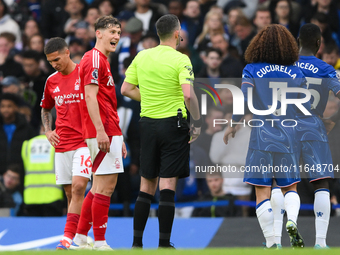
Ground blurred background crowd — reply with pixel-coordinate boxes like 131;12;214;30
1;0;340;218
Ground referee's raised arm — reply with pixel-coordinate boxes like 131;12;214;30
121;14;201;249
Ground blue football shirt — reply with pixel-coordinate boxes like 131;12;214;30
295;55;340;142
232;62;309;153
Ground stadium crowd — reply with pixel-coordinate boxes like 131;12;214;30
0;0;340;218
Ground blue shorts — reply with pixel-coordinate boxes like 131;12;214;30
299;141;334;182
243;148;300;187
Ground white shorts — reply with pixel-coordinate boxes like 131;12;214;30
55;147;92;185
86;135;124;175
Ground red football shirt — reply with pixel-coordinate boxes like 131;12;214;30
40;65;87;152
79;48;122;139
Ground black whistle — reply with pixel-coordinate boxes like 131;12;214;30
177;108;182;128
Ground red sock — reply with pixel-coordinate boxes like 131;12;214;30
64;213;80;240
92;193;110;241
77;191;94;236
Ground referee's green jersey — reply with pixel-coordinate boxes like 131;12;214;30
124;45;194;119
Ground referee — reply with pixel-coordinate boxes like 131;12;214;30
121;14;201;248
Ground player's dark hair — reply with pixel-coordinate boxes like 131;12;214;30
156;14;180;41
21;50;41;63
205;47;222;58
44;37;68;55
298;23;321;51
244;24;298;65
323;42;339;55
94;15;121;31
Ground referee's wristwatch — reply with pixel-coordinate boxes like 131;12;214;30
192;118;202;128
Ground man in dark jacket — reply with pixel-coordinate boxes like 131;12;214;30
0;93;36;177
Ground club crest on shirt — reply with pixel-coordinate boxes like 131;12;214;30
92;69;98;80
115;158;120;169
74;79;80;90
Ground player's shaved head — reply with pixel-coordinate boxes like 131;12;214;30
94;15;121;31
298;23;321;52
156;14;180;41
44;37;68;55
244;24;298;65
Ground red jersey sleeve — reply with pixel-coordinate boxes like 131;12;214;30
40;78;55;109
81;50;104;86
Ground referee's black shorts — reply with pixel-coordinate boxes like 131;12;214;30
139;116;190;179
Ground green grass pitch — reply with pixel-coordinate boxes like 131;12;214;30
1;248;340;255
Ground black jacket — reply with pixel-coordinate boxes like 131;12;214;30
0;112;36;175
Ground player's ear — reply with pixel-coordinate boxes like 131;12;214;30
96;29;102;39
65;49;70;57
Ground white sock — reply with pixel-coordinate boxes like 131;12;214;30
73;234;87;245
256;199;275;248
94;240;107;248
62;237;72;244
314;189;330;247
271;188;285;245
284;191;300;224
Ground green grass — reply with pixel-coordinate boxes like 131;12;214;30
1;248;340;255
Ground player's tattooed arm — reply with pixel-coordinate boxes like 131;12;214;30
41;108;52;132
41;108;60;146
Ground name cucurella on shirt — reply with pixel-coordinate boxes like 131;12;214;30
256;65;297;79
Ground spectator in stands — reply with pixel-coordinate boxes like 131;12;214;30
232;16;257;64
28;34;44;53
181;0;203;46
118;0;164;34
21;50;48;129
68;38;86;58
268;0;299;39
117;17;144;76
0;0;21;46
322;43;340;70
195;10;228;58
72;21;95;50
64;0;86;37
0;34;24;79
22;19;40;50
304;0;339;35
311;12;340;47
253;6;272;34
1;76;22;95
197;47;226;82
0;93;36;176
0;164;23;216
141;32;159;50
209;111;252;216
41;0;68;38
224;5;246;39
7;0;41;28
27;34;53;75
195;106;224;157
84;7;100;40
210;33;243;77
92;0;114;16
191;171;241;217
168;0;184;20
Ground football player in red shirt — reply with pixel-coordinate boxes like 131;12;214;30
41;37;92;250
73;15;126;250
